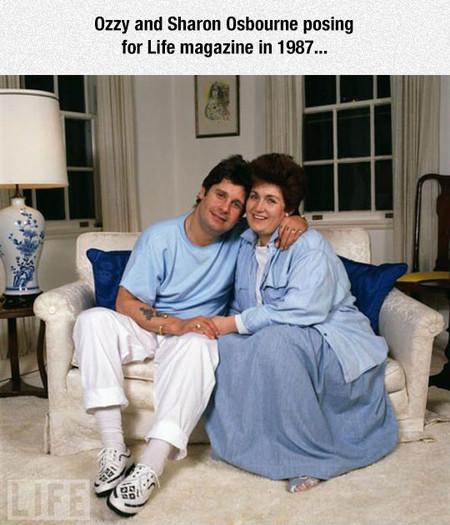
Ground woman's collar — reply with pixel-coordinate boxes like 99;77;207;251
241;228;280;247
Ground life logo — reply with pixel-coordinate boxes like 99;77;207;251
7;479;90;521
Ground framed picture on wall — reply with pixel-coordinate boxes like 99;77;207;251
195;76;240;138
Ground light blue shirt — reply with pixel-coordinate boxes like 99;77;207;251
233;228;388;383
120;213;244;319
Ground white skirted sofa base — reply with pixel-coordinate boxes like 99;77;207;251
34;230;445;456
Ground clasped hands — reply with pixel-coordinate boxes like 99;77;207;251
167;315;236;339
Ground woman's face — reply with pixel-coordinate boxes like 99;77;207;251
246;181;287;245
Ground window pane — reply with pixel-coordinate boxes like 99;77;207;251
338;163;371;210
303;112;333;161
375;105;392;156
65;119;93;167
68;171;96;219
58;76;86;112
340;75;373;103
36;188;65;220
375;160;393;210
337;107;370;158
304;164;334;212
24;75;54;93
377;76;391;98
23;189;33;207
304;76;336;107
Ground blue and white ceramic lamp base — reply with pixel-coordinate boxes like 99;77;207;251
0;197;45;304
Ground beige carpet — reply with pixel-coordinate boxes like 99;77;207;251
1;389;450;525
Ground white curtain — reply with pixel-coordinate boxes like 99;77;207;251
0;76;20;209
96;76;140;232
0;76;39;359
265;76;303;163
392;76;441;270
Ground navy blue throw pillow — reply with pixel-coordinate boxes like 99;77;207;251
86;248;132;310
339;256;408;333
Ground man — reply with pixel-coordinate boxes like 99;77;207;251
73;155;306;517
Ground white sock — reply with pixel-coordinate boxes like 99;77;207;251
139;438;173;477
94;406;126;452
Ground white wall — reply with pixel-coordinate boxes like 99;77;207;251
364;227;394;264
133;75;266;228
133;76;178;224
39;236;77;290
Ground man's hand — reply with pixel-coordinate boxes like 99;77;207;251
212;316;237;335
166;316;219;339
277;215;308;250
116;288;219;339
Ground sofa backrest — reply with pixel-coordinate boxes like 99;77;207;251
320;228;371;263
77;232;139;285
76;228;371;287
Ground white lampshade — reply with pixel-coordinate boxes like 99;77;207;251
0;89;68;188
0;89;68;304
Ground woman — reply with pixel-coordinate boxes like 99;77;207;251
204;153;398;493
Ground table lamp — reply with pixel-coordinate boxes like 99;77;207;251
0;89;68;308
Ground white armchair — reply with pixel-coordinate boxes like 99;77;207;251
34;229;445;456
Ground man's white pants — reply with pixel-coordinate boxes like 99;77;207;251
73;307;219;460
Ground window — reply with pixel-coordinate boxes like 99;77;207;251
303;75;392;222
22;76;100;230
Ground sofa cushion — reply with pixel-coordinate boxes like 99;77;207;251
67;368;155;410
384;357;406;393
339;257;408;333
66;358;408;430
122;360;155;381
86;248;131;309
71;358;154;382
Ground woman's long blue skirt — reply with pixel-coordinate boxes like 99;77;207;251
204;325;398;480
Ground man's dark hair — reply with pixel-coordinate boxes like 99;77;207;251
196;155;252;205
249;153;305;214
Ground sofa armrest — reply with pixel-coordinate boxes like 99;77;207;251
33;280;95;402
379;288;445;433
34;280;94;323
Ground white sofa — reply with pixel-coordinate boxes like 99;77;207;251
34;229;445;456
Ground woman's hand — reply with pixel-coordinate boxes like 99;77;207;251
165;316;219;339
277;215;308;249
212;316;238;335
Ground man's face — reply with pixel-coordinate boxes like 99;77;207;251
196;179;246;237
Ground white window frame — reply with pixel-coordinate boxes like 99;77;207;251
22;75;101;238
303;75;393;228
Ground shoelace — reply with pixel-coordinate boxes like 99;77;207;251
97;448;121;470
125;465;160;494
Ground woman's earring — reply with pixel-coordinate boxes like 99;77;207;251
285;212;289;217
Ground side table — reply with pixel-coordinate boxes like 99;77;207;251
0;303;47;398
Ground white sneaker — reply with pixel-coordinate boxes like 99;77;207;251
107;463;160;517
94;447;133;497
